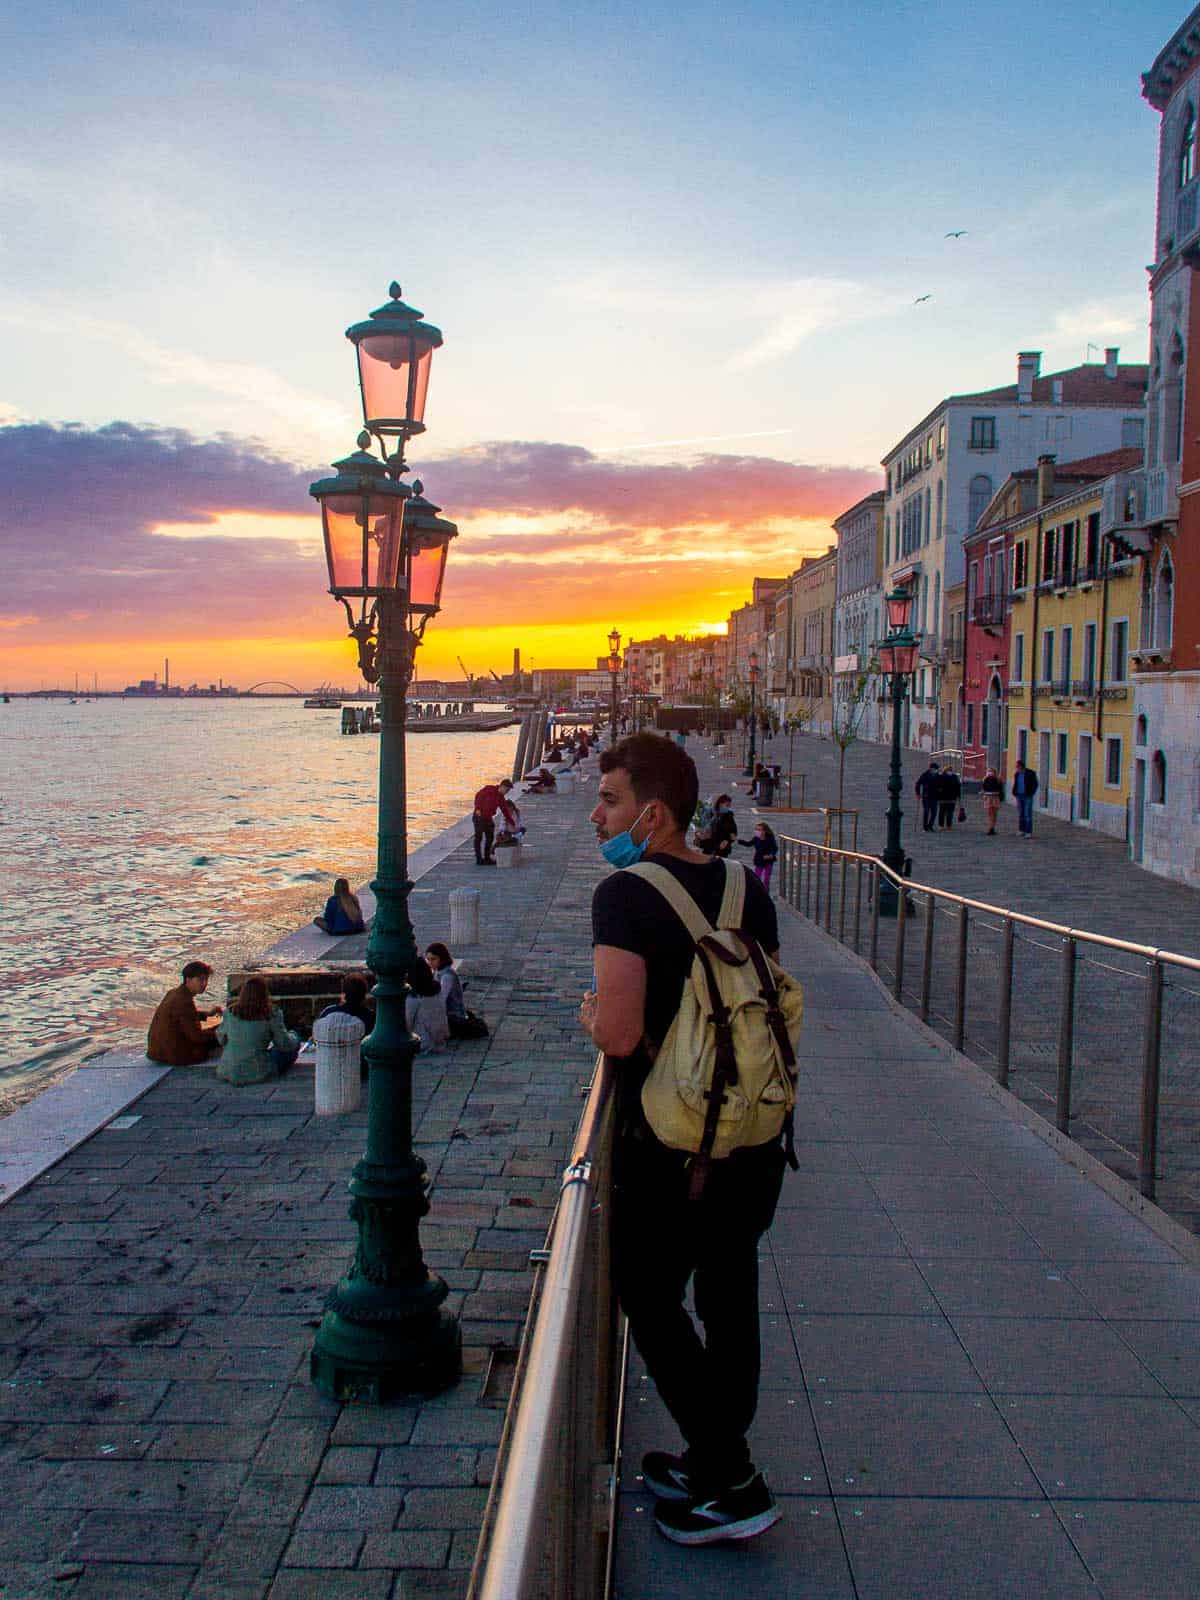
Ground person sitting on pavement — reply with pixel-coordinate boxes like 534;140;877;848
215;976;301;1085
313;878;365;935
317;973;375;1078
425;942;489;1039
523;765;557;794
406;956;449;1050
147;960;223;1065
473;777;519;866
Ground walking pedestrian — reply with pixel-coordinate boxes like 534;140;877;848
472;778;518;865
981;767;1004;835
936;765;962;830
915;761;940;831
739;821;778;893
581;733;786;1546
1012;759;1039;838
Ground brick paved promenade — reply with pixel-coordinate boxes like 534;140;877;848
0;773;605;1600
726;729;1200;1229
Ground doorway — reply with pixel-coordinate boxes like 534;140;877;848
1077;735;1092;822
1134;758;1147;862
1038;731;1051;807
987;675;1003;772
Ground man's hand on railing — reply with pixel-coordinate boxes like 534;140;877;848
579;990;598;1036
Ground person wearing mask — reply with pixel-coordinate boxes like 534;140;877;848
473;778;519;866
915;762;941;832
314;878;365;935
147;961;223;1065
981;768;1005;835
1012;759;1039;838
581;733;784;1546
704;795;739;859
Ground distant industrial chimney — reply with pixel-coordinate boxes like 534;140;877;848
1105;347;1120;379
513;648;520;680
1037;453;1057;508
164;657;170;692
1017;351;1041;405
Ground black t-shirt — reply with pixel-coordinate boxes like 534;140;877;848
592;854;779;1121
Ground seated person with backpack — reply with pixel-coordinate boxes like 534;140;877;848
581;732;802;1548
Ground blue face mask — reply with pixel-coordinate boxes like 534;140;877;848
600;804;653;868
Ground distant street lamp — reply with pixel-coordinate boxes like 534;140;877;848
743;650;760;776
713;669;725;746
874;588;920;917
308;282;461;1402
608;627;621;745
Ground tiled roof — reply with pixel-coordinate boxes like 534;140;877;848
1007;446;1143;483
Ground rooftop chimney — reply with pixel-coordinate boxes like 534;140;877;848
1037;453;1056;508
1105;347;1119;379
1017;351;1041;405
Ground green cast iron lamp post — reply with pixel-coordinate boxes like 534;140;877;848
874;588;920;918
308;282;461;1402
607;627;621;745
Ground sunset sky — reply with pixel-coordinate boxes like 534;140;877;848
0;0;1182;689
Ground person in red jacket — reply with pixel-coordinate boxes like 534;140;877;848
473;778;519;866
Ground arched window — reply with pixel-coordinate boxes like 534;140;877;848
933;571;941;636
1140;562;1154;648
924;487;932;544
1182;104;1196;188
1154;552;1174;649
1136;713;1148;746
1164;336;1185;465
968;474;993;533
936;478;944;540
1151;750;1167;804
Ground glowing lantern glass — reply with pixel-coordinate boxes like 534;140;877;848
346;283;443;442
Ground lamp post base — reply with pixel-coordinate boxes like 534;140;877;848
311;1271;462;1403
876;874;901;918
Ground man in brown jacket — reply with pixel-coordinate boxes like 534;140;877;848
147;961;223;1065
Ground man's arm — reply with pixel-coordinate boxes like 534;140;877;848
583;944;647;1057
499;796;519;826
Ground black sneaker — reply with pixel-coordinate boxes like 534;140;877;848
641;1451;693;1501
653;1472;781;1546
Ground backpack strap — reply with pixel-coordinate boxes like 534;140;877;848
715;857;746;930
625;862;715;944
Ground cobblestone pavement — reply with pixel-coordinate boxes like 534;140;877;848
0;771;608;1600
707;730;1200;1231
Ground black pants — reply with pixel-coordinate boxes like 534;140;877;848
612;1129;785;1490
473;813;494;862
937;800;955;828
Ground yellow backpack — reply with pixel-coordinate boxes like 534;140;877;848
628;859;804;1198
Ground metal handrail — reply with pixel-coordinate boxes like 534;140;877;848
471;1055;621;1600
777;834;1200;1204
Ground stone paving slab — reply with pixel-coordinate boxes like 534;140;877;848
613;735;1200;1600
0;759;609;1598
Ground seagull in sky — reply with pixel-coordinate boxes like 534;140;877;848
945;229;968;238
914;294;933;304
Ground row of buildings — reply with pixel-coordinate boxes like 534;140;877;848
658;8;1199;888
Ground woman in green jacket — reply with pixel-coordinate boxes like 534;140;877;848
216;977;300;1085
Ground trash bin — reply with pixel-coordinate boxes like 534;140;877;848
449;886;480;946
312;1011;365;1115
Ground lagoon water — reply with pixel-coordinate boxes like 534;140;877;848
0;697;518;1112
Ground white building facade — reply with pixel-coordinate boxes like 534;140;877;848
832;490;887;744
882;352;1149;751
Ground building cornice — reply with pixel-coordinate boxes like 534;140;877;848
1143;9;1200;112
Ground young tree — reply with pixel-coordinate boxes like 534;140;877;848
830;660;879;846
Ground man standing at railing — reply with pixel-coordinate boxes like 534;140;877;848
580;732;785;1547
915;760;941;831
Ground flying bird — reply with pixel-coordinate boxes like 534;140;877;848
945;229;968;238
914;294;933;304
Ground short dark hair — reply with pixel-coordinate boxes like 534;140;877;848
341;974;369;1007
600;733;698;829
182;960;212;982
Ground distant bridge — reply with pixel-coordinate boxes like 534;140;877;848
243;681;306;695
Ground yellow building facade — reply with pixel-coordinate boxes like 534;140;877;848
1006;479;1142;840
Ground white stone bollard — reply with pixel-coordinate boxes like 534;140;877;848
555;770;575;797
312;1011;365;1115
449;886;480;946
495;844;523;869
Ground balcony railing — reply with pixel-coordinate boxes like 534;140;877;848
1100;470;1145;539
1050;678;1071;699
1145;462;1180;525
971;595;1005;626
1177;181;1199;251
1071;679;1096;700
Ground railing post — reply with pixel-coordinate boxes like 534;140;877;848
996;917;1014;1089
920;892;935;1022
853;860;863;953
804;846;813;919
824;853;834;934
814;848;822;926
869;864;880;970
1055;935;1077;1134
953;903;969;1051
838;857;847;943
1138;958;1164;1200
893;877;907;1000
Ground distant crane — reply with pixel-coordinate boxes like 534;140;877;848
457;655;480;694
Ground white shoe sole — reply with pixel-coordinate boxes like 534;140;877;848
655;1504;782;1545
